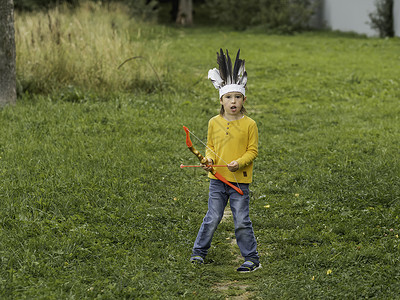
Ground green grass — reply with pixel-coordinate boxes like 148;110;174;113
1;3;400;299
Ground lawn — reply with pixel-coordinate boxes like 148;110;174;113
1;3;400;299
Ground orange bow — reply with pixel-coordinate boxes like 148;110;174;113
183;126;243;195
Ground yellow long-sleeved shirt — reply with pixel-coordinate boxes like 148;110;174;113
206;115;258;183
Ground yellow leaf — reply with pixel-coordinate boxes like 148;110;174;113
327;269;332;275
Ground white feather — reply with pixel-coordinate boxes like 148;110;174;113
238;64;245;78
239;71;247;87
208;68;224;89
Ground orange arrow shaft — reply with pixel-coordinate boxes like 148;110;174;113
180;164;227;168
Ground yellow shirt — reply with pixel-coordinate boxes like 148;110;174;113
206;115;258;183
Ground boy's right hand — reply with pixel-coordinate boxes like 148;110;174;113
201;158;214;172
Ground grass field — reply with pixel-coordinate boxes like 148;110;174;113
1;3;400;299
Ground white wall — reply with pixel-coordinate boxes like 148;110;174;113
322;0;378;36
394;0;400;37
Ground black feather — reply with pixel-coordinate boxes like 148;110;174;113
217;49;228;84
216;48;246;86
226;49;233;84
232;49;243;83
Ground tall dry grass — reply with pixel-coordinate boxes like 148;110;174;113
15;1;171;94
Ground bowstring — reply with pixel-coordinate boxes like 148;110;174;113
186;127;242;191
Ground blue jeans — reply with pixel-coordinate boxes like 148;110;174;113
192;179;259;264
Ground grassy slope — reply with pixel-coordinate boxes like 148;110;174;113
1;6;400;299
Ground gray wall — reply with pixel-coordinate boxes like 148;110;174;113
321;0;377;36
315;0;400;37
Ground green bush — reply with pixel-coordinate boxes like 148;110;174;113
204;0;317;32
369;0;394;37
14;0;80;11
125;0;159;22
14;0;159;22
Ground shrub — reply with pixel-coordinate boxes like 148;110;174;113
204;0;318;32
14;0;160;23
369;0;394;37
126;0;159;22
14;0;79;11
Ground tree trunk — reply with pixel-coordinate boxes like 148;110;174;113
176;0;193;26
0;0;16;106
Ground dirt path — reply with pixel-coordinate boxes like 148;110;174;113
211;206;255;300
213;281;252;300
221;208;242;263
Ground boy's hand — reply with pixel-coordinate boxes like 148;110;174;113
201;158;214;172
227;161;239;172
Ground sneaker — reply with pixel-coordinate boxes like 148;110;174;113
236;261;261;273
190;256;204;264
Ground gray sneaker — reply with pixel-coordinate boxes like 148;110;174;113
190;255;204;264
236;261;261;273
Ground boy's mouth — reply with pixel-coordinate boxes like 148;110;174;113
231;105;237;112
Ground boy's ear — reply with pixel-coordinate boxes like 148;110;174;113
243;96;247;102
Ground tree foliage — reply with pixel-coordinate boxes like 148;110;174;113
14;0;159;21
369;0;394;37
14;0;318;32
14;0;80;11
204;0;318;32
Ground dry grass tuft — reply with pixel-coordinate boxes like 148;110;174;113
15;1;171;94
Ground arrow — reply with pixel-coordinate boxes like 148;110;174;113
180;164;228;168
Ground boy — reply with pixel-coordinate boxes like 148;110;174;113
190;49;260;273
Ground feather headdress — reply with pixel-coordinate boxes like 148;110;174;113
208;49;247;98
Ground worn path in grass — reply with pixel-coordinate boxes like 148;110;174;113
211;206;254;299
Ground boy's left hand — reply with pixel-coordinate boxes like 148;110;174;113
227;161;239;172
201;158;214;172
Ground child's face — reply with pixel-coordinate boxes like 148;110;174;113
220;92;246;119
